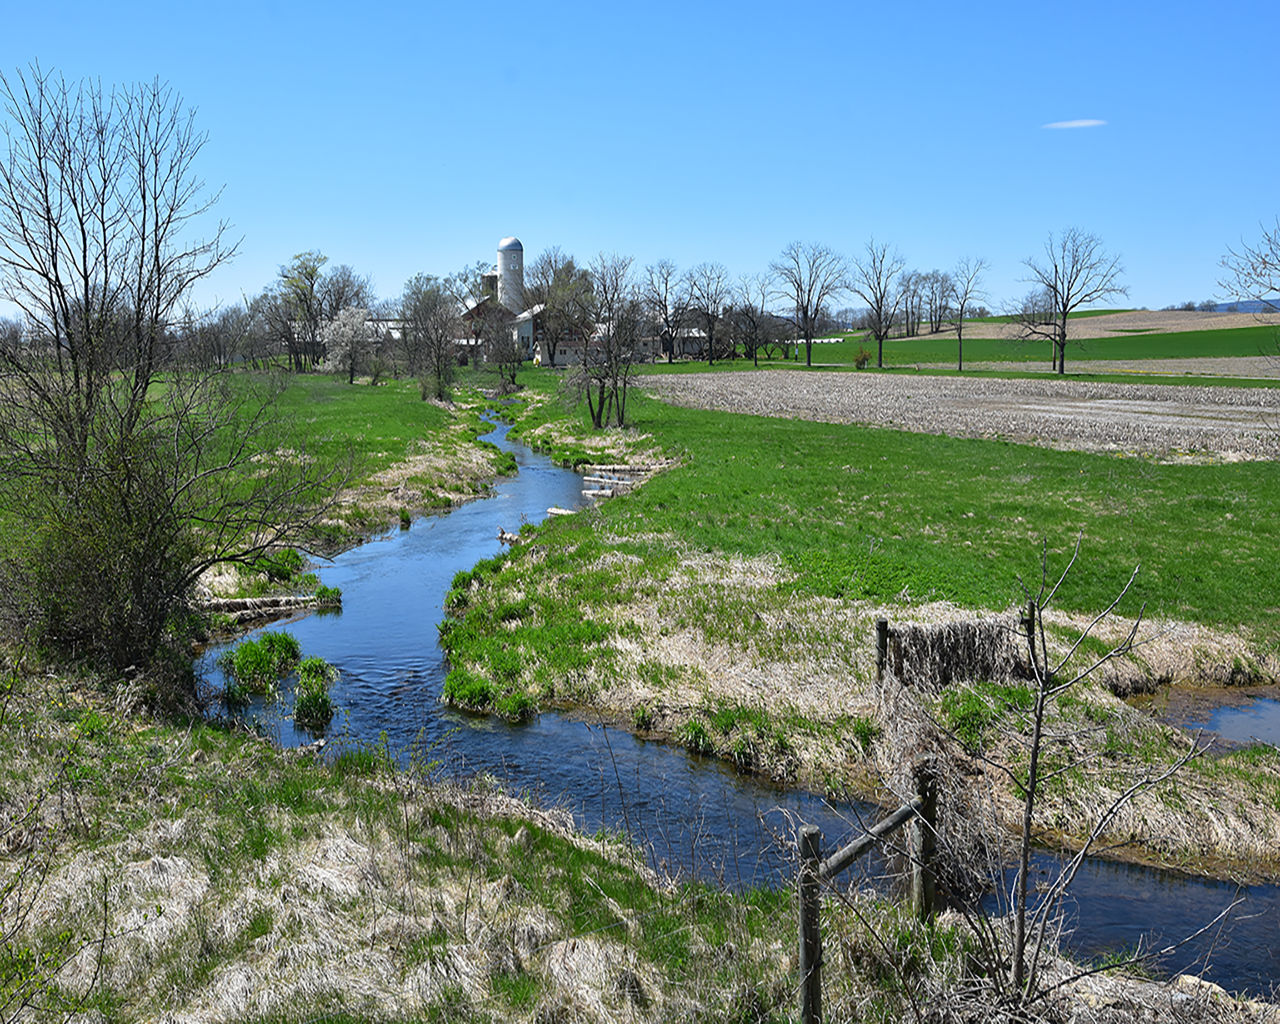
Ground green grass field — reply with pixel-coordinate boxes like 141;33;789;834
267;373;454;475
482;374;1280;657
781;324;1280;367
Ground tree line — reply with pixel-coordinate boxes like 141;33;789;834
182;242;997;389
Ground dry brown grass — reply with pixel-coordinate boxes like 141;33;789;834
492;539;1280;880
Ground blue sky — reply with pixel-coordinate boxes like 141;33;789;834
2;0;1276;312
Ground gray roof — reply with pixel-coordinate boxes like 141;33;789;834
498;236;523;252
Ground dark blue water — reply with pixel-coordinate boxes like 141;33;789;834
200;422;1279;996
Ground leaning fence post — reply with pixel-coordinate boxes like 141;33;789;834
909;759;938;922
799;825;823;1024
875;618;889;683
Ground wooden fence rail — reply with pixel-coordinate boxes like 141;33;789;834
798;759;937;1024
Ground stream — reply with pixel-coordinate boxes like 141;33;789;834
200;421;1279;997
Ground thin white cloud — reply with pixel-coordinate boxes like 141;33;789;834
1042;119;1107;130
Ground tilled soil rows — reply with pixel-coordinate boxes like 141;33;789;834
643;370;1280;460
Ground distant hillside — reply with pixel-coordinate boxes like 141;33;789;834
1209;299;1279;313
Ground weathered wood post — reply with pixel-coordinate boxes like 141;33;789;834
799;825;823;1024
875;617;889;683
909;759;938;922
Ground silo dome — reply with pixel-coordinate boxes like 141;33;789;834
496;237;524;312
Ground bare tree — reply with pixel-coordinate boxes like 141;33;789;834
979;553;1204;1005
685;262;731;364
922;270;953;334
275;250;327;370
523;247;592;367
1018;228;1127;374
0;65;236;434
643;258;689;364
177;305;252;370
447;259;493;311
728;273;776;368
899;270;925;338
850;240;905;368
948;256;988;372
771;242;849;367
479;303;521;391
400;273;458;398
447;259;495;366
1221;219;1280;311
565;254;641;428
0;66;339;681
320;264;373;320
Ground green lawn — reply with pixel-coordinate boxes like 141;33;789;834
499;375;1280;636
267;373;454;475
787;324;1280;367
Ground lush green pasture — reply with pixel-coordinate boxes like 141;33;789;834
266;373;453;474
498;377;1279;634
790;324;1280;367
245;372;515;545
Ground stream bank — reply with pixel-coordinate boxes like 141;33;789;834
199;420;1280;997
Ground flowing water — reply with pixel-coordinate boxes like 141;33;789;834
200;422;1279;997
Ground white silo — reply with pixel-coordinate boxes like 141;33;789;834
496;236;524;312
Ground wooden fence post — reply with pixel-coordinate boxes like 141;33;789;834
909;759;938;922
799;825;823;1024
875;618;889;683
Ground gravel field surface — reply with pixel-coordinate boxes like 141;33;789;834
644;370;1280;460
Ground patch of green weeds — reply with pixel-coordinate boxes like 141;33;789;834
219;631;301;696
707;700;769;736
75;708;109;740
680;718;714;756
314;583;342;606
441;668;495;711
939;681;1033;752
293;656;337;731
1057;690;1112;725
253;547;306;582
850;714;879;752
637;660;682;691
491;968;541;1009
632;702;655;731
405;923;451;968
245;907;274;941
493;690;535;721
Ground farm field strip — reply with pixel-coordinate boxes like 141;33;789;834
643;369;1280;460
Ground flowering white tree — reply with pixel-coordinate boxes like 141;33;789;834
323;306;376;384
